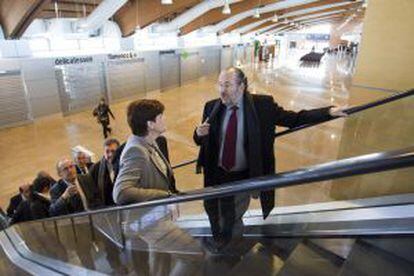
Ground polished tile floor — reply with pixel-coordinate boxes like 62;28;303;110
0;53;390;211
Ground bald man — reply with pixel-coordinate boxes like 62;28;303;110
49;158;90;216
194;67;346;247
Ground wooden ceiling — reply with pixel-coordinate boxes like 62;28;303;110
0;0;365;39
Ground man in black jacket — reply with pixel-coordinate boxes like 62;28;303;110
6;185;31;218
88;138;120;207
10;175;53;224
49;158;96;269
93;97;115;138
194;67;346;246
49;158;90;216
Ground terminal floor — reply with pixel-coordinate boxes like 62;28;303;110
0;55;389;212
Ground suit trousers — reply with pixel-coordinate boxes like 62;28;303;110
204;167;250;243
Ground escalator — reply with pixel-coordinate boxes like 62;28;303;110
0;90;413;275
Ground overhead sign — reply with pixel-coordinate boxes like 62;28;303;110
108;52;139;60
55;56;93;66
306;34;330;41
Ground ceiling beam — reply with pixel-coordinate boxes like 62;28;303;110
0;0;51;39
40;10;92;19
263;17;342;35
57;0;101;5
260;14;343;35
247;8;356;36
113;0;200;37
44;3;97;13
225;0;360;33
265;25;296;35
180;0;277;35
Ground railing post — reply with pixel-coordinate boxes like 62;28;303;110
88;214;96;242
70;217;77;242
42;221;47;232
118;210;126;249
53;220;60;242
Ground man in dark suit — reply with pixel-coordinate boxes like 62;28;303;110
10;176;52;224
49;158;96;269
194;67;346;246
7;184;31;218
74;151;93;175
88;138;120;208
49;158;89;216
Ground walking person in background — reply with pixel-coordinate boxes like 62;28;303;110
93;97;115;138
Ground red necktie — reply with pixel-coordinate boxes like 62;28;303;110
222;106;238;171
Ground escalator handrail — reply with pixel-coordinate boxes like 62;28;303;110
171;88;414;170
273;88;414;138
31;145;414;223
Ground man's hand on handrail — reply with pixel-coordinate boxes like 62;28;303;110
329;106;348;117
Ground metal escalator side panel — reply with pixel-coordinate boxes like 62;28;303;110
5;227;106;276
0;231;61;275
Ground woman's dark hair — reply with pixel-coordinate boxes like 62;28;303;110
127;99;165;136
32;176;53;193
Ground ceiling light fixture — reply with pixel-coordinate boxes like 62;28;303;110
253;7;261;18
161;0;173;5
222;0;231;14
54;1;59;18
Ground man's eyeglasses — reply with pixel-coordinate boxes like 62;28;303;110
62;164;75;172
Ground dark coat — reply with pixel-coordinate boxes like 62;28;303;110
89;157;115;208
93;103;115;124
10;193;50;224
6;194;22;217
194;92;332;218
10;200;31;224
49;179;85;216
76;162;93;175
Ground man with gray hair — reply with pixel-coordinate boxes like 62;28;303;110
49;158;96;269
49;158;90;216
74;151;93;175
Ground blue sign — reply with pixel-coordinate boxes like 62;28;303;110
306;34;330;41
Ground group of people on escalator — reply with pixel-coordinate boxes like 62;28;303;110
4;67;346;273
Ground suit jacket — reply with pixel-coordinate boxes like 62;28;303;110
194;92;332;218
113;135;175;205
49;179;86;216
7;194;22;217
88;157;115;208
112;135;171;181
10;193;50;224
75;172;105;210
76;162;93;175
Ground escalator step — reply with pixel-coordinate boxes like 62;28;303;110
260;238;302;260
228;243;284;276
308;238;355;259
277;243;343;276
339;239;414;276
359;238;414;263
